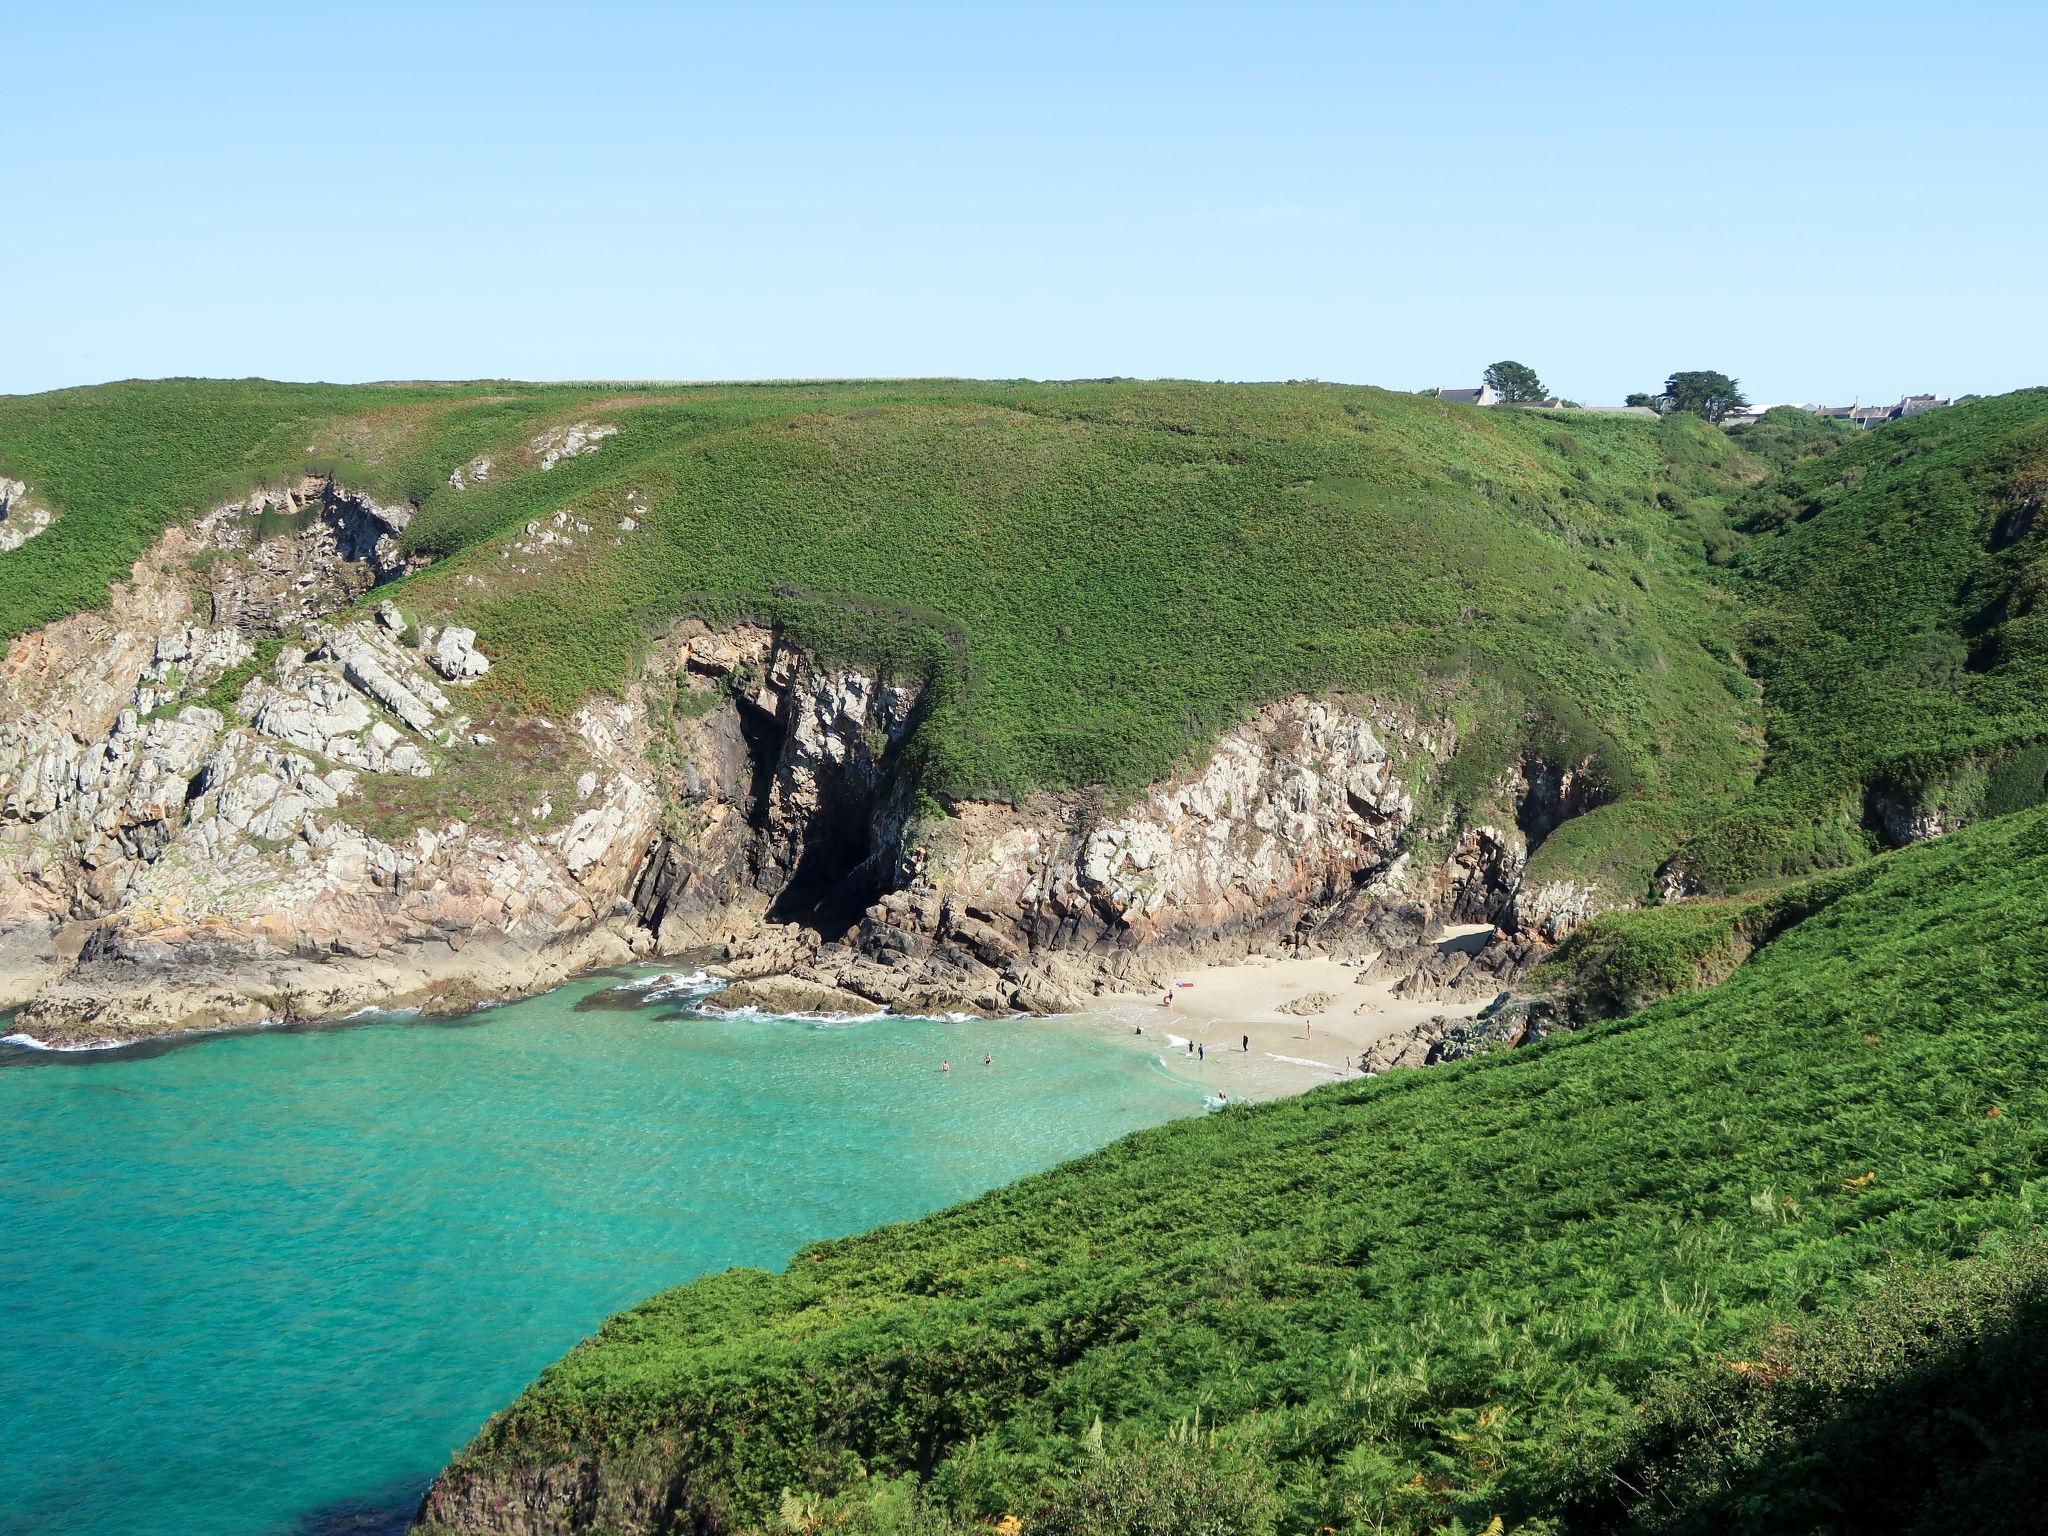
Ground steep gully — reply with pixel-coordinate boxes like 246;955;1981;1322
0;469;1602;1051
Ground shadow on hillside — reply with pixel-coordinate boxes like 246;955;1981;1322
1563;1271;2048;1535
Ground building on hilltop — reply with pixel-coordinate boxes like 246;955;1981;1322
1433;384;1500;407
1437;383;1952;429
1807;395;1952;429
1720;403;1817;429
1718;397;1953;432
1435;385;1655;415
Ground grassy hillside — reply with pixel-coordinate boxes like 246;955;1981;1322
1674;387;2048;890
426;804;2048;1535
0;378;1763;897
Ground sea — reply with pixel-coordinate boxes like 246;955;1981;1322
0;969;1212;1535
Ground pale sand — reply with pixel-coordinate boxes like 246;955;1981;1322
1099;925;1498;1099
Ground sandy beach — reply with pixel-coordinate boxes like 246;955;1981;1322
1101;926;1499;1098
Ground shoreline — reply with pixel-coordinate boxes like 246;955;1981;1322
3;941;1504;1103
1096;934;1497;1098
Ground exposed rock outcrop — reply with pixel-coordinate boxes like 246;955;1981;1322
1353;993;1558;1074
2;487;1609;1044
192;476;423;637
0;488;656;1041
530;422;616;471
0;477;53;551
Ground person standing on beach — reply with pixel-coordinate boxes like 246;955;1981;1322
1242;1034;1249;1053
1198;1043;1205;1062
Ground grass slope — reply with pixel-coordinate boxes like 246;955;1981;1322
437;805;2048;1535
1676;387;2048;889
1;379;1762;897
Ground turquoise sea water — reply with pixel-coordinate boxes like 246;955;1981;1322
0;971;1206;1536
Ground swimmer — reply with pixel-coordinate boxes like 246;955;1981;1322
941;1060;950;1073
984;1052;993;1066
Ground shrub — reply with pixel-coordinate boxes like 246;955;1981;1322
1030;1432;1277;1536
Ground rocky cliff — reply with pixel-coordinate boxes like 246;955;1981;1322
1;479;1598;1047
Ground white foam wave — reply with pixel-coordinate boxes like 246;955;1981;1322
4;1018;268;1051
694;1001;984;1026
2;1030;121;1052
617;968;718;993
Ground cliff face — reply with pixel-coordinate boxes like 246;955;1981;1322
1;482;1593;1047
0;484;658;1042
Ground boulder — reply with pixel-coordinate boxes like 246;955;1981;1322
710;975;879;1017
429;626;491;682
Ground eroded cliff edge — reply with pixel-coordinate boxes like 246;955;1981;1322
1;478;1600;1047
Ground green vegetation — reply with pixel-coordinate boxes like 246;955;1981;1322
344;714;595;843
1482;361;1546;403
1653;372;1747;425
1720;404;1852;473
2;377;1768;899
432;806;2048;1534
1577;1236;2048;1533
1674;387;2048;889
1532;857;1888;1019
14;375;2048;904
195;637;283;718
16;379;2048;1530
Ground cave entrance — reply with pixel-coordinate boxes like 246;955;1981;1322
766;817;888;936
731;687;892;939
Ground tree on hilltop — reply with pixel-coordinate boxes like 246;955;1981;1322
1660;370;1748;423
1483;360;1546;403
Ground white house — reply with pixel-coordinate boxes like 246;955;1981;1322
1433;384;1500;407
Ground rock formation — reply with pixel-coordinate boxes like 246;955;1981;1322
0;478;53;552
1;479;1609;1046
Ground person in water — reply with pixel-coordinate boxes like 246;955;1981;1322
1198;1043;1205;1061
983;1053;993;1066
941;1060;950;1073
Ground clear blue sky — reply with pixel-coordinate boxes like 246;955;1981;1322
6;1;2041;404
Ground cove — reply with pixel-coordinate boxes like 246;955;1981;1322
0;972;1206;1536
